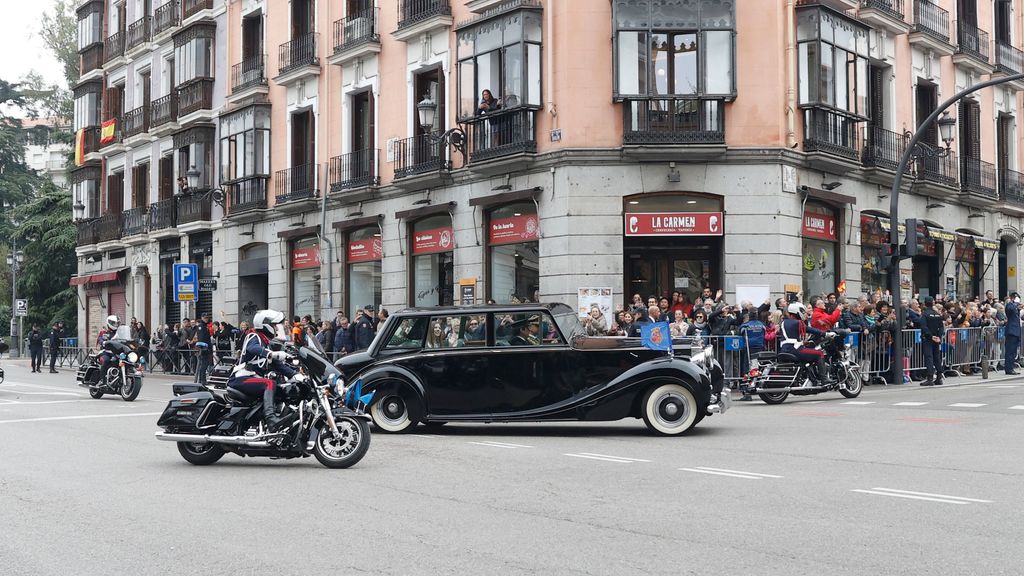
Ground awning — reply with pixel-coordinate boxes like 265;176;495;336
68;269;126;287
927;228;957;242
972;237;1000;250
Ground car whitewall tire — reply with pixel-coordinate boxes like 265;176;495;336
370;393;417;433
642;383;698;436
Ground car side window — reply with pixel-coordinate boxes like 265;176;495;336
422;315;486;348
495;312;564;347
384;317;428;350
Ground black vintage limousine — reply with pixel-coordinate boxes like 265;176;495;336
336;303;728;436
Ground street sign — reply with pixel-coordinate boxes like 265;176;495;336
14;299;28;317
173;263;199;302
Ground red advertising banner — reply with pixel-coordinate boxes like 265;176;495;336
802;211;837;242
624;212;724;236
489;214;540;245
291;246;320;270
348;237;383;263
412;226;454;255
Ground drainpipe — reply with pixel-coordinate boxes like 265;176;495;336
546;0;557;122
784;0;797;148
320;190;333;310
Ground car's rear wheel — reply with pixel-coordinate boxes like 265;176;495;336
370;393;419;433
641;383;699;436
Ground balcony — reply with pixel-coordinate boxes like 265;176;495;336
953;21;992;73
394;133;443;179
230;54;268;101
330;9;381;65
122;105;150;142
916;145;958;189
329;149;378;192
464;107;537;163
76;218;99;246
149;197;177;233
1000;168;1024;208
150;93;178;134
126;16;152;53
80;126;101;158
394;0;453;42
274;164;319;212
182;0;213;22
177;192;214;225
995;42;1024;76
803;108;863;172
858;0;909;34
122;206;150;238
103;31;126;64
862;124;912;181
96;212;124;243
276;33;320;83
961;157;998;202
99;118;123;149
177;78;214;120
909;0;953;55
227;177;269;219
81;44;104;79
153;0;181;37
621;98;725;158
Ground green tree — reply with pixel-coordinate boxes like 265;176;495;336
39;0;79;89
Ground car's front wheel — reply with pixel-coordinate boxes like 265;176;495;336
641;383;699;436
370;393;419;433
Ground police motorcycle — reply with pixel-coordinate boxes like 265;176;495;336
77;319;145;402
153;330;372;469
742;328;862;405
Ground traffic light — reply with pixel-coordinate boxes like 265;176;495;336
879;243;898;273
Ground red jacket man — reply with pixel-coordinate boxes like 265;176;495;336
810;297;842;331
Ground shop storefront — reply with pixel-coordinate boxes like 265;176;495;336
860;215;887;295
346;226;382;314
189;232;213;320
487;202;540;304
801;203;839;297
410;214;455;307
238;243;268;322
623;193;722;305
291;237;321;320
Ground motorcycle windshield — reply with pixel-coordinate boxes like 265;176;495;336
114;326;132;341
305;331;326;355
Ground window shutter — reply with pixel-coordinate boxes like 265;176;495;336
869;65;884;126
969;101;981;159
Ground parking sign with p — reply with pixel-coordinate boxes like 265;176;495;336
173;263;199;302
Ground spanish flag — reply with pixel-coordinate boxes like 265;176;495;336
837;280;847;294
74;128;85;166
100;118;117;145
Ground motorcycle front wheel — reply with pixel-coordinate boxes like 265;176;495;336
120;376;141;402
313;416;371;469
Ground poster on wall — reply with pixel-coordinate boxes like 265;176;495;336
413;226;455;255
900;266;913;301
489;215;540;245
348;237;383;263
577;288;614;320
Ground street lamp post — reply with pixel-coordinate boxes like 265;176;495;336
6;244;25;358
416;96;466;172
888;72;1024;386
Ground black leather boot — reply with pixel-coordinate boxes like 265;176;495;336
263;386;282;430
816;358;834;386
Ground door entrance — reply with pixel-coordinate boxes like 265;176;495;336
624;239;721;306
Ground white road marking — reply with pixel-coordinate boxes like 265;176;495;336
5;382;84;393
987;385;1020;389
0;412;162;425
842;401;875;405
0;390;83;397
408;434;443;439
800;400;825;404
0;399;94;406
565;453;637;464
575;452;649;462
468;441;533;449
948;403;987;408
893;402;929;407
1008;405;1024;410
679;466;782;480
852;487;991;505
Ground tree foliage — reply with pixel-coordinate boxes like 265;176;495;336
12;180;77;328
39;0;80;89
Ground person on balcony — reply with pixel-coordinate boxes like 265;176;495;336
477;89;501;148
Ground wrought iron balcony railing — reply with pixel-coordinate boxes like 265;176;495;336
76;218;99;246
1000;167;1024;206
80;126;100;157
153;0;181;36
122;206;150;236
861;0;904;20
333;9;380;52
182;0;213;20
398;0;451;30
177;191;213;224
81;44;104;76
279;32;319;75
228;177;269;214
122;105;150;139
464;107;538;162
956;21;990;63
177;78;214;117
996;41;1024;75
622;98;725;145
126;16;152;51
104;31;126;63
275;164;318;203
394;133;443;178
917;144;958;187
913;0;950;43
96;211;124;242
149;197;177;231
151;93;178;128
803;107;862;160
862;124;911;172
961;157;997;199
232;54;267;92
330;148;378;191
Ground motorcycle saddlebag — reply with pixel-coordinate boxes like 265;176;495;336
157;391;214;429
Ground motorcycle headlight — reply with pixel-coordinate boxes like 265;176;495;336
127;352;139;363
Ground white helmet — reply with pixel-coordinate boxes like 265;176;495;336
105;315;120;331
252;309;285;340
787;303;808;321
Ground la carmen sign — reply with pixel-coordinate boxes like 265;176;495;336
624;212;724;236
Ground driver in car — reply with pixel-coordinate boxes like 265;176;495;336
227;309;303;430
509;316;541;346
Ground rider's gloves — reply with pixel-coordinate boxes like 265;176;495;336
268;350;288;362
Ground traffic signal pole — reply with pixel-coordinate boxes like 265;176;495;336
888;72;1024;386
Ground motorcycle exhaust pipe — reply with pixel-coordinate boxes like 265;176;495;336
153;431;272;448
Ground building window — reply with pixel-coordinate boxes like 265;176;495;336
487;202;539;304
291;236;321;321
801;202;839;298
456;9;543;119
174;24;215;86
107;170;125;213
410;214;455;307
174;126;215;188
796;6;870;117
74;83;102;130
613;0;735;99
220;106;271;183
78;6;103;50
346;226;382;314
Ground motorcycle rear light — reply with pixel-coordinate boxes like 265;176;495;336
179;398;199;405
749;370;761;378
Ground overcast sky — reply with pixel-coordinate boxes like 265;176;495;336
0;3;67;88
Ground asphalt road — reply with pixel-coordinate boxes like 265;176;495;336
1;362;1022;576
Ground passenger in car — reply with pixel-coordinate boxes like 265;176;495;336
465;317;486;343
425;322;448;349
509;315;541;346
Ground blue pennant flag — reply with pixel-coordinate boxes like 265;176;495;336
344;378;375;409
640;321;673;352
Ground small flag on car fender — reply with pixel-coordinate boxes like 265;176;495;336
345;378;375;409
640;322;673;352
